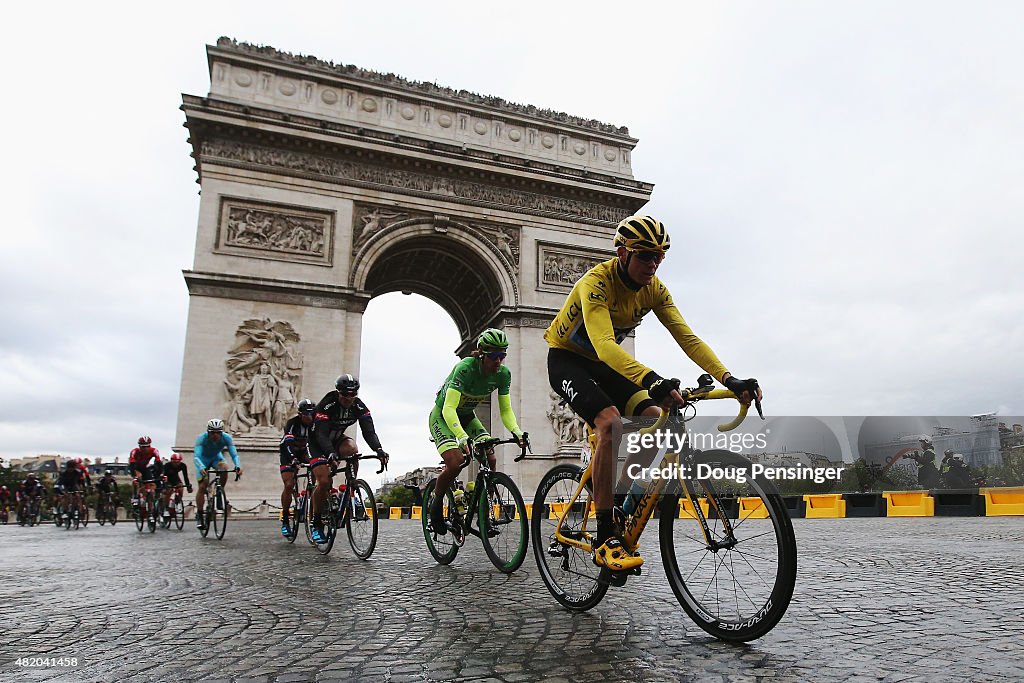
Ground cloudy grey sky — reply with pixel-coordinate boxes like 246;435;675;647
2;2;1022;488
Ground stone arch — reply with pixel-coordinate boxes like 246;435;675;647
350;218;519;341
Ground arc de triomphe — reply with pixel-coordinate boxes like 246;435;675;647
175;38;653;504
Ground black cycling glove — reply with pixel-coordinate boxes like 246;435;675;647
724;376;758;397
648;377;681;403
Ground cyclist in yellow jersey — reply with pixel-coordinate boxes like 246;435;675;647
545;215;762;572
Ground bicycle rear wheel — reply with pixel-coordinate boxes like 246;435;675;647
422;479;459;565
212;487;228;540
659;450;797;642
174;497;184;530
314;493;338;555
531;464;608;611
80;505;89;528
285;490;300;543
479;472;528;573
346;479;378;560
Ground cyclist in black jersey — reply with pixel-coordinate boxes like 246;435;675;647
95;470;119;518
308;375;389;543
159;453;193;522
279;398;316;537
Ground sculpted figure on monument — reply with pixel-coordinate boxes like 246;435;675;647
223;319;304;436
547;392;586;446
247;363;278;428
224;206;326;256
356;208;406;246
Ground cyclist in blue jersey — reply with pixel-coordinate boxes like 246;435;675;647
193;418;243;528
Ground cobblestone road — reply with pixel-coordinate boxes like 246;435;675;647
1;517;1022;682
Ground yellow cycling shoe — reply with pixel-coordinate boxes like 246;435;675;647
593;538;644;572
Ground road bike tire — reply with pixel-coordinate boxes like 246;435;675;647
302;489;317;547
285;489;300;544
346;479;378;560
158;498;172;529
174;497;184;530
314;493;339;555
212;487;228;540
146;491;157;533
199;495;213;538
531;464;608;611
80;505;89;528
134;501;145;532
56;504;65;529
108;502;118;527
422;479;459;565
98;505;107;526
479;471;529;573
659;449;797;643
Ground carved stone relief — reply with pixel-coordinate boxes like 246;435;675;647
222;318;304;437
352;204;520;272
202;140;624;224
217;198;333;266
538;244;610;290
547;391;587;448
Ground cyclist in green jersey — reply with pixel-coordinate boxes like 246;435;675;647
427;328;526;534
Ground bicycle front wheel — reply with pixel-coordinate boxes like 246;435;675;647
108;503;118;527
134;502;144;532
174;497;184;531
422;479;459;565
479;472;528;573
346;479;378;560
531;464;608;611
212;487;228;540
659;450;797;642
146;492;157;533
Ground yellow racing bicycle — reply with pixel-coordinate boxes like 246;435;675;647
531;374;797;642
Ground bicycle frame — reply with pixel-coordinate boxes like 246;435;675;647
552;388;749;555
448;437;522;539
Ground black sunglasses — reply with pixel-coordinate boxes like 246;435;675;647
633;250;665;264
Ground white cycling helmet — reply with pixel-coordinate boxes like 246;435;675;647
207;418;224;432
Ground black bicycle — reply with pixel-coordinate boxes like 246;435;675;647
303;454;383;557
134;480;158;534
283;464;309;544
198;468;241;540
422;435;531;573
97;492;118;526
19;497;43;527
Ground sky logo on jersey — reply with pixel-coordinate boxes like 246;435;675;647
561;380;578;402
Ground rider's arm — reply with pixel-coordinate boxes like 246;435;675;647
356;414;384;454
496;371;523;437
652;281;730;383
441;387;470;443
193;434;206;473
223;434;241;469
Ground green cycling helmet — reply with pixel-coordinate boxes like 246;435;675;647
477;328;509;351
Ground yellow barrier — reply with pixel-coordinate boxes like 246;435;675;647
548;502;569;519
803;494;846;518
514;504;533;519
389;507;402;519
883;491;935;517
366;506;374;518
411;506;422;520
982;487;1024;516
738;497;769;519
679;498;710;519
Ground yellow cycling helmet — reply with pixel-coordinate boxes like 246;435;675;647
614;215;670;253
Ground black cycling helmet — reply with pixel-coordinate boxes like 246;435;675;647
297;398;316;414
104;469;113;476
335;374;360;394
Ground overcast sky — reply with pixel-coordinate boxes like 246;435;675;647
2;2;1022;489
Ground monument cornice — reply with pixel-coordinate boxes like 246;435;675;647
192;135;644;226
183;270;371;311
182;95;654;201
209;38;635;140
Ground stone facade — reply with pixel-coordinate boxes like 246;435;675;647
176;39;652;506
